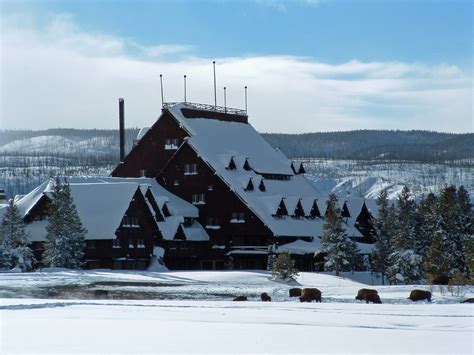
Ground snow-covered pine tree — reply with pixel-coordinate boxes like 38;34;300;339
272;252;298;281
372;190;394;285
387;186;423;284
413;192;439;259
0;199;35;271
438;185;465;274
424;229;453;282
42;177;86;269
321;193;359;276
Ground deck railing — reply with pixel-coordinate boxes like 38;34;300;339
163;102;247;116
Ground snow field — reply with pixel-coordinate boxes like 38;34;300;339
1;270;473;353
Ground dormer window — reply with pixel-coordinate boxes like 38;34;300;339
293;199;305;218
298;163;306;174
165;138;179;150
162;203;172;217
341;202;351;219
259;179;266;192
273;199;288;218
184;163;198;175
308;200;321;218
245;178;254;191
243;158;251;171
227;157;237;170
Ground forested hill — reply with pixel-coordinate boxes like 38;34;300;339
0;129;472;164
262;130;473;163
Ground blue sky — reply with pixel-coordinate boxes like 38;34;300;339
1;0;472;132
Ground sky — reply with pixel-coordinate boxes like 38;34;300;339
0;0;472;133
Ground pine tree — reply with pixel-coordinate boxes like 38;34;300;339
414;192;438;258
42;177;86;269
321;193;359;276
387;186;423;284
438;185;465;274
372;191;394;284
272;252;298;281
0;200;35;271
424;230;453;282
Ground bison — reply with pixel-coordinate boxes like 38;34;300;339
363;292;382;304
408;290;431;302
233;296;247;301
461;298;474;303
355;288;378;301
261;292;271;302
289;288;302;298
299;288;322;303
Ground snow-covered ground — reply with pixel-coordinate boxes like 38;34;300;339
303;158;473;200
1;270;473;354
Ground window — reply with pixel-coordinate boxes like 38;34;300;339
113;238;121;248
230;212;245;223
137;238;145;248
184;163;198;175
122;216;139;227
208;184;213;191
165;138;179;150
139;169;146;177
192;193;205;204
174;180;180;186
207;217;219;226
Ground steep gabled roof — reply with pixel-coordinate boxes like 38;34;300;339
164;103;325;238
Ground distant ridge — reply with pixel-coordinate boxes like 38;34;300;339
0;128;472;164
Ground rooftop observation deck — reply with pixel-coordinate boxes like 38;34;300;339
163;102;247;116
163;102;249;124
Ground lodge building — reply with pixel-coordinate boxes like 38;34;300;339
111;102;375;270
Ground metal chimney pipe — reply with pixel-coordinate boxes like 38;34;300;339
245;86;248;114
119;98;125;162
160;74;164;108
224;87;227;113
184;75;187;103
213;61;217;108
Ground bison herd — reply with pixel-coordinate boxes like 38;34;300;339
231;288;459;303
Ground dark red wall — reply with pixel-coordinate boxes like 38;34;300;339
112;111;189;178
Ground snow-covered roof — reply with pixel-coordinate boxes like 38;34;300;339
161;104;327;238
182;222;209;241
137;127;150;141
277;238;322;255
18;177;207;243
68;177;198;218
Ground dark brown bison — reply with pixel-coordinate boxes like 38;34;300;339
461;298;474;303
299;288;322;303
289;288;302;298
363;292;382;304
260;292;271;302
408;290;431;302
355;288;378;301
233;296;247;301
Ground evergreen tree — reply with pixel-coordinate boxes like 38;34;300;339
438;185;465;274
272;252;298;281
414;192;439;258
42;177;86;269
424;230;453;281
321;193;359;276
0;200;35;271
387;186;423;284
372;191;394;285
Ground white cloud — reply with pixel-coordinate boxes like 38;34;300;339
0;13;472;133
